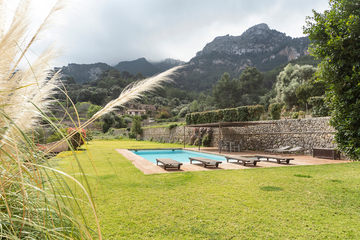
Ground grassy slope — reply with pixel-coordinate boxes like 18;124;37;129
56;139;360;239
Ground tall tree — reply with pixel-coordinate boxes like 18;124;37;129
212;72;239;109
238;67;266;106
304;0;360;160
273;64;317;110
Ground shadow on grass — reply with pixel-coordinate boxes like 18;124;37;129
294;174;312;178
260;186;284;191
330;179;343;183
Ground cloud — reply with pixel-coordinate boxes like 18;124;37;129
27;0;330;67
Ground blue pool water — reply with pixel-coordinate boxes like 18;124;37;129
131;149;226;164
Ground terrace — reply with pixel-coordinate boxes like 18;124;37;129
117;147;349;174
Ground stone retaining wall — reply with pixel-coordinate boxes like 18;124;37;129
114;117;337;155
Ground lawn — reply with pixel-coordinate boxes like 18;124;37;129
55;139;360;239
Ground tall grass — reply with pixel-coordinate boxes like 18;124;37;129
0;0;100;238
0;0;182;239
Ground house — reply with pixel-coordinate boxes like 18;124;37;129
126;109;146;116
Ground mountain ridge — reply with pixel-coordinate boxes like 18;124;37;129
58;23;311;90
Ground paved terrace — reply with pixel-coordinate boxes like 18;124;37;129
116;147;349;175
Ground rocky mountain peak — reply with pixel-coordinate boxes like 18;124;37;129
241;23;270;37
196;23;289;57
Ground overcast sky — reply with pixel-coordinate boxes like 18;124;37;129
10;0;330;67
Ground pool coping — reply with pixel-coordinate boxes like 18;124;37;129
115;148;350;175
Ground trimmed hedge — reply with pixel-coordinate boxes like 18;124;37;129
186;105;264;125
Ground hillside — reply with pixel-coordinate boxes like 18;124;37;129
57;23;314;90
58;58;185;84
173;23;311;91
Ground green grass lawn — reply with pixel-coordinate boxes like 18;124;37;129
56;139;360;239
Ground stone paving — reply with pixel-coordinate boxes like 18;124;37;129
115;147;349;175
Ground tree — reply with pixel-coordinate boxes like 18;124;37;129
189;100;199;112
212;72;239;109
295;77;327;106
131;116;143;140
304;0;360;160
273;64;317;110
238;67;266;106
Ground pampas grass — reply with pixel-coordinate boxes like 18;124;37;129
0;0;101;239
1;0;184;239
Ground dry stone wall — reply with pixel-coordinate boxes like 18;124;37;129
114;117;336;155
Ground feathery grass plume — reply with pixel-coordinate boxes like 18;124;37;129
1;0;101;239
44;65;184;154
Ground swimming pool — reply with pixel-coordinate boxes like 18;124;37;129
131;149;226;164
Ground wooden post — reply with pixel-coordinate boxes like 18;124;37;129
183;126;185;149
219;122;222;154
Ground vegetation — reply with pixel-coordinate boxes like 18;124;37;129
0;1;100;238
304;0;360;160
58;139;360;239
268;103;282;120
186;105;264;125
273;64;318;110
308;96;330;117
131;116;143;139
213;67;266;109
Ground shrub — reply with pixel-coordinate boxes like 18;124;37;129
46;128;67;143
202;134;211;147
292;112;299;119
268;103;282;120
128;132;136;139
237;106;249;121
185;105;265;125
247;105;265;121
166;123;178;130
299;111;306;118
85;129;93;141
308;96;330;117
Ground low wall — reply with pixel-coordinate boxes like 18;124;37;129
114;117;337;155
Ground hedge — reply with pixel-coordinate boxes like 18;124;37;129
185;105;265;125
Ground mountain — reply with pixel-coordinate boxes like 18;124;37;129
151;58;186;72
58;62;114;84
173;23;311;91
58;23;313;89
114;58;159;76
58;58;184;84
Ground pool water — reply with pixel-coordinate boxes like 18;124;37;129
131;149;226;164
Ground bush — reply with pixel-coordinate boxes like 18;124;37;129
178;107;189;118
185;105;264;125
308;96;330;117
292;112;299;119
128;132;136;139
299;111;306;118
85;129;93;141
166;123;178;130
247;105;265;121
268;103;282;120
202;134;211;147
46;128;67;143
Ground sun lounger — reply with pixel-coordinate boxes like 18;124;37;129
255;154;294;164
189;157;222;168
156;158;183;170
276;147;304;155
225;155;261;166
264;146;290;153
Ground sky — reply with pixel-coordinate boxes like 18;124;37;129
8;0;330;67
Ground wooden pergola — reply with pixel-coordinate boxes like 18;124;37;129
184;121;276;153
